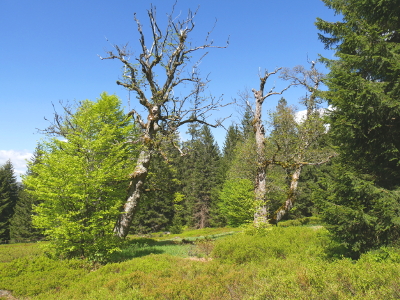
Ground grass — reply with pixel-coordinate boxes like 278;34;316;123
1;226;400;299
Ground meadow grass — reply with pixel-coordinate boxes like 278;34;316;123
1;226;400;299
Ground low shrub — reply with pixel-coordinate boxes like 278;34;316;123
212;226;328;264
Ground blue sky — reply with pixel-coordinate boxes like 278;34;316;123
0;0;338;178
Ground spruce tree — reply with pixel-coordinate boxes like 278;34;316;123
10;146;43;241
0;160;19;241
316;0;400;255
129;152;179;234
180;125;221;228
316;0;400;188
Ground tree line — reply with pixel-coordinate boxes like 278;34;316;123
1;0;399;261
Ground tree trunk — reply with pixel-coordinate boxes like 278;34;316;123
270;165;302;224
253;93;268;224
114;149;152;238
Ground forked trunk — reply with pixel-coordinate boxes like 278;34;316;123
114;149;152;238
270;165;302;224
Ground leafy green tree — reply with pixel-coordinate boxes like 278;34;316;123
0;160;19;241
219;179;255;226
24;93;136;261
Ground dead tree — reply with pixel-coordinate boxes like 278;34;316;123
99;5;229;237
247;68;291;224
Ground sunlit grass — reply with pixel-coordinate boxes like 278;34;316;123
1;226;400;299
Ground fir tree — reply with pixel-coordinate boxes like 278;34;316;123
315;0;400;255
10;146;43;241
129;152;179;234
180;125;221;228
316;0;400;188
0;160;19;241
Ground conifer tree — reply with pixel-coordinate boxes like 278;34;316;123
0;160;19;241
315;0;400;255
180;125;221;228
129;152;179;233
316;0;400;188
10;146;43;241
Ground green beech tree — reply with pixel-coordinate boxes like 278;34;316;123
0;160;19;241
24;93;136;261
219;179;255;226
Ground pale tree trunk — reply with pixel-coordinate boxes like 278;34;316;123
253;93;268;224
250;69;291;224
270;165;302;224
114;149;152;238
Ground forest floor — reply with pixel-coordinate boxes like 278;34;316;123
1;222;400;299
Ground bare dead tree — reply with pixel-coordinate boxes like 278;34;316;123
246;68;291;224
99;5;229;237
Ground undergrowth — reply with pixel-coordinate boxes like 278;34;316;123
1;226;399;299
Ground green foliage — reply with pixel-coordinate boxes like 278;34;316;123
0;160;19;241
2;226;400;299
10;187;43;242
24;93;136;261
278;216;322;227
179;124;221;228
314;0;400;258
212;226;329;264
130;153;178;234
316;0;400;188
314;163;400;258
0;242;44;263
218;179;256;226
10;145;44;241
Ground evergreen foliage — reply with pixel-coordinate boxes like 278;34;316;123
10;146;44;241
129;152;179;234
0;160;19;241
24;93;136;261
316;0;400;188
179;124;221;228
314;162;400;258
316;0;400;255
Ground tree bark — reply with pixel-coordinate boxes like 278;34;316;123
270;165;302;224
114;149;152;238
250;69;290;224
253;92;268;224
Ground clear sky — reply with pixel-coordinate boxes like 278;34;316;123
0;0;339;178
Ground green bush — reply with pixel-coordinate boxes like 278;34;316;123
212;226;328;264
